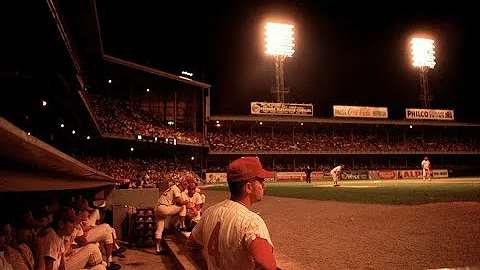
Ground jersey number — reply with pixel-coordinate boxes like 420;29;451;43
207;222;221;266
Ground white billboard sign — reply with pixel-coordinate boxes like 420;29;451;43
251;102;313;116
405;108;454;121
333;105;388;119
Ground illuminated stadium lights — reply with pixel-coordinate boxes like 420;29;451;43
181;71;193;77
411;38;436;69
410;37;436;109
146;88;150;92
265;22;295;57
60;123;64;128
137;135;142;140
71;130;75;135
86;136;90;140
108;79;112;84
42;100;47;106
130;147;134;152
265;22;295;103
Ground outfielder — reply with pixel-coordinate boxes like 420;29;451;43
330;164;345;187
421;156;431;181
185;156;277;270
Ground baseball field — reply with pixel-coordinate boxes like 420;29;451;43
202;177;480;270
204;178;480;205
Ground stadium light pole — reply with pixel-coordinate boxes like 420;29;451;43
265;22;295;103
410;37;436;109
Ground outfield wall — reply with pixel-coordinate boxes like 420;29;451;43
205;169;449;182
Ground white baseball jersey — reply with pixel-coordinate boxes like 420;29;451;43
190;199;273;270
421;160;431;169
63;224;84;247
181;191;203;220
37;227;65;270
157;184;182;206
195;187;206;204
331;166;342;175
0;251;14;270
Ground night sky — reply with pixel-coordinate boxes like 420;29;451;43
77;3;480;122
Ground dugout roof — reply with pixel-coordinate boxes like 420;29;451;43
0;117;116;192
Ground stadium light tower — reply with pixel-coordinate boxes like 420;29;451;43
410;37;436;109
265;22;295;103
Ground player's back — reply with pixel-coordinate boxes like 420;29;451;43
194;199;272;270
331;165;340;175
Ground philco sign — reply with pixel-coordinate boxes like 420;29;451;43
405;108;454;121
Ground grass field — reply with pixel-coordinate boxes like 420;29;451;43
203;178;480;205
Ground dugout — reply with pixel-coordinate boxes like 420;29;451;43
0;117;116;223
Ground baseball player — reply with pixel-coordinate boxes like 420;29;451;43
36;207;106;270
330;164;345;187
421;156;431;181
76;199;123;267
185;156;277;270
154;180;188;255
181;182;203;230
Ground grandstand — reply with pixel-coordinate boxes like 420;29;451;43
4;0;480;188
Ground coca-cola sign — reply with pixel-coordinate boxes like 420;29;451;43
333;105;388;119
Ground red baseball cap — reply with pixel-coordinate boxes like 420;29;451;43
227;157;274;183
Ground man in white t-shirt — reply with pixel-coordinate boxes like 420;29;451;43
421;156;431;181
330;164;345;187
185;156;277;270
154;180;188;255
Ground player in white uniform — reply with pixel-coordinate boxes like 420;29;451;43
421;156;431;181
154;180;188;255
185;156;277;270
181;182;203;230
37;207;106;270
330;164;345;187
76;199;122;268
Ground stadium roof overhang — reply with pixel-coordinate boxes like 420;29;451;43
208;115;480;127
0;117;116;192
103;54;211;89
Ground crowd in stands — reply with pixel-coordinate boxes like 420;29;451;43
85;93;480;154
207;129;480;153
86;94;202;144
77;157;199;189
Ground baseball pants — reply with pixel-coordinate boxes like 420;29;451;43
155;204;186;240
65;243;105;270
85;224;114;244
423;169;431;178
